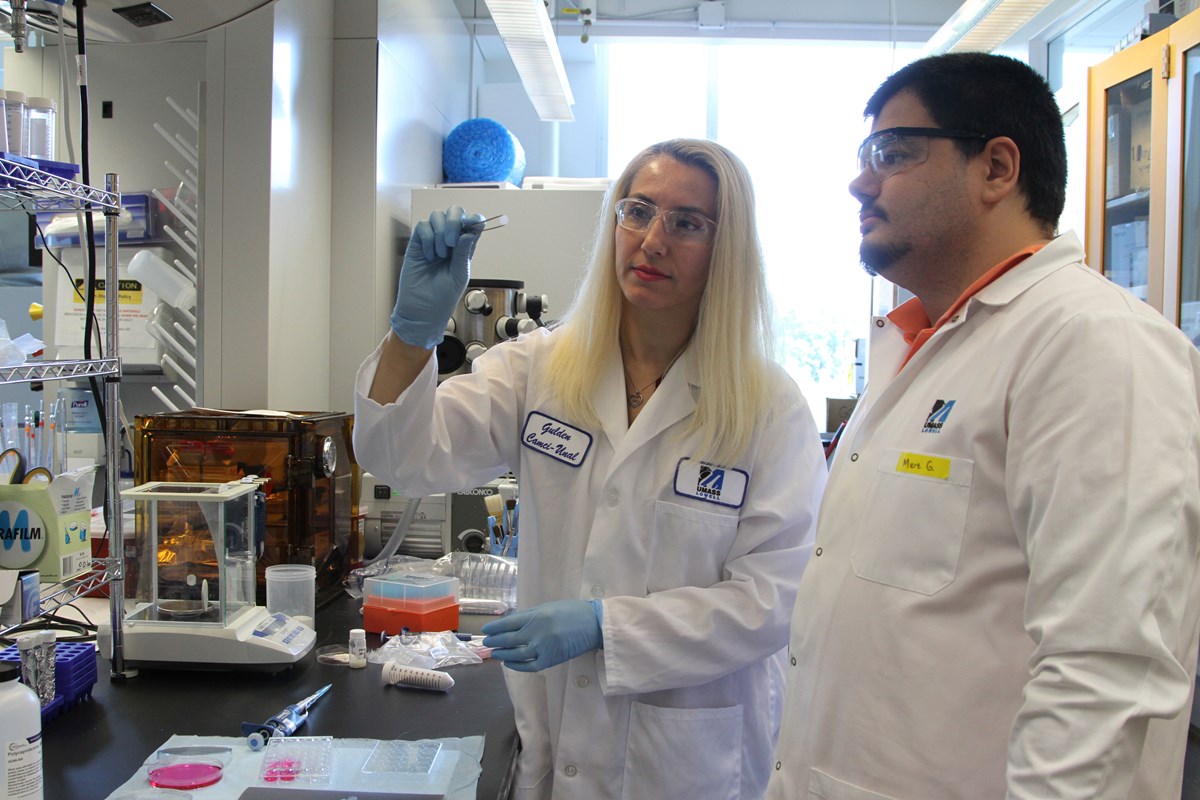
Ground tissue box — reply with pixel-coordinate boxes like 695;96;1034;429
0;569;40;625
0;466;98;583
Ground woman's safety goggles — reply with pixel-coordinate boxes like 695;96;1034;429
615;198;716;243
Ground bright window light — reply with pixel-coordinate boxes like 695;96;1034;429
603;39;920;426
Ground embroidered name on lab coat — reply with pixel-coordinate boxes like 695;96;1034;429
522;411;592;467
673;458;748;509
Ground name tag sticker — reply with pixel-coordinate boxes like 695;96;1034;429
673;458;748;509
522;411;592;467
895;452;951;480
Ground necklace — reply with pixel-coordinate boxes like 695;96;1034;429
623;346;687;409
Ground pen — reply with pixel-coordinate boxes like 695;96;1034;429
825;421;847;461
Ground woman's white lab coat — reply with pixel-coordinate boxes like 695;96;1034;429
354;328;826;800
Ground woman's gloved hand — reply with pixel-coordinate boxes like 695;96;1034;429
481;599;603;672
390;206;486;349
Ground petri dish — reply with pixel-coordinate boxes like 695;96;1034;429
147;761;224;790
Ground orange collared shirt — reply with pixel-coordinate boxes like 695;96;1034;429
888;243;1045;369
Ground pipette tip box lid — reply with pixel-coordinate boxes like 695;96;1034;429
362;572;461;633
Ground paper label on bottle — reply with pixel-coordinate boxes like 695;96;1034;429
3;731;44;799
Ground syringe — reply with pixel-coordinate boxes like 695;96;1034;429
241;683;332;751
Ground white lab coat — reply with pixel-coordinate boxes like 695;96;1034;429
354;328;827;800
766;232;1200;800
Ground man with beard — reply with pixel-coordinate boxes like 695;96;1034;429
765;52;1200;800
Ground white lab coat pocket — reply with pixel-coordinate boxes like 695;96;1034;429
850;447;973;596
808;768;900;800
622;701;743;800
648;500;739;592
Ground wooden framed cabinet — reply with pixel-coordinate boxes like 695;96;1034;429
1087;10;1200;342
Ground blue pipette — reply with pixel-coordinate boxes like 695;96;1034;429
241;683;332;751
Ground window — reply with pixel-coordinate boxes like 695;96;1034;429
604;40;919;429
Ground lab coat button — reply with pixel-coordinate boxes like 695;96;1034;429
875;318;885;328
563;764;578;777
776;761;783;770
606;491;619;507
815;547;822;556
850;453;859;462
575;675;590;688
790;656;797;666
590;585;604;598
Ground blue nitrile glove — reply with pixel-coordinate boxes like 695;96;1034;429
481;599;603;672
390;206;486;349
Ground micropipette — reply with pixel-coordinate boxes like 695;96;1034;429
240;683;332;751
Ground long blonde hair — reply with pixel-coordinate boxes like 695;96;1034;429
544;139;776;464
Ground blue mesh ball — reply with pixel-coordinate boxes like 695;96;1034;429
443;118;526;186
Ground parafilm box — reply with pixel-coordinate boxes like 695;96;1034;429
0;466;97;583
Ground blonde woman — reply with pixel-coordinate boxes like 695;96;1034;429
354;139;827;799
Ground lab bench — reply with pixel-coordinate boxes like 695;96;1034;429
41;594;518;798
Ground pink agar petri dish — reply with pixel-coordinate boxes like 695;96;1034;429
147;761;224;790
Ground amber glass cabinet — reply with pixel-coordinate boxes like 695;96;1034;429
1087;11;1200;342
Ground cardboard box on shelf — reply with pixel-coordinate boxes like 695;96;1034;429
0;466;97;583
0;569;39;626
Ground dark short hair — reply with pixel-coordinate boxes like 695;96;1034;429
864;52;1067;231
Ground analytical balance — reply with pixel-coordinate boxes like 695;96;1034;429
121;479;316;670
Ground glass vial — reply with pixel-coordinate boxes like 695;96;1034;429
348;628;367;669
25;97;56;161
4;90;29;157
16;634;38;700
0;663;44;800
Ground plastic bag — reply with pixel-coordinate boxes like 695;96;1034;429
343;555;434;599
368;630;482;669
346;551;517;613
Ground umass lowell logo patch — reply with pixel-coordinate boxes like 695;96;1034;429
922;400;956;434
673;458;748;509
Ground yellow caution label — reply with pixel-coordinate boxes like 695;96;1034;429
71;278;145;305
896;452;951;480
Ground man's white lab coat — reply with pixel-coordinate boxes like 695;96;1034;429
355;328;827;800
766;232;1200;800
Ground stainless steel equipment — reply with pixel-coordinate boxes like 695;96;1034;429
436;278;548;381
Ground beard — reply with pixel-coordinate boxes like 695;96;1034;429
859;238;911;277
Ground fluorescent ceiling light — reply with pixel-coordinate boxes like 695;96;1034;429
483;0;575;122
925;0;1055;53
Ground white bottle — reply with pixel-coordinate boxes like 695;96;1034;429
128;248;196;310
348;628;367;669
4;90;29;157
25;97;55;161
0;663;43;800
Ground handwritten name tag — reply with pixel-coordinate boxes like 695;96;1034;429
521;411;592;467
895;452;951;480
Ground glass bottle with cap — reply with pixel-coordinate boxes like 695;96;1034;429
348;628;367;668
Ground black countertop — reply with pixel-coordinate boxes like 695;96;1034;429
42;596;517;799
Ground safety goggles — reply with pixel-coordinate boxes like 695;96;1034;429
615;198;716;243
857;127;991;182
